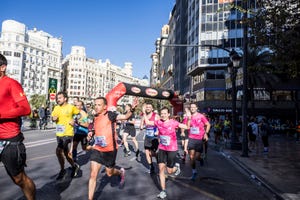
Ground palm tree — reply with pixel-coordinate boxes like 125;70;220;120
246;46;278;115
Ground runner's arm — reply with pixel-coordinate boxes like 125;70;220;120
203;122;211;141
0;99;31;119
116;110;133;121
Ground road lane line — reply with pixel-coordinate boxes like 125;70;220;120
168;176;224;200
28;154;55;161
24;138;57;148
25;138;56;145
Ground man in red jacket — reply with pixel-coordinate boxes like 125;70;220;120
0;53;36;200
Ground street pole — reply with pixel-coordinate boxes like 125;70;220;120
230;66;241;149
228;50;242;150
241;0;249;157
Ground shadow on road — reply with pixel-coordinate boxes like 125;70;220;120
27;168;75;200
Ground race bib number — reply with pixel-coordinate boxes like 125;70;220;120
190;127;200;135
95;136;107;147
56;125;65;133
146;128;155;137
160;135;170;146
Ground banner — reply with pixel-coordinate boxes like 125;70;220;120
48;78;57;102
105;82;183;115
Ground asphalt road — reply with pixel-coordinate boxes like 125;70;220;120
0;128;275;200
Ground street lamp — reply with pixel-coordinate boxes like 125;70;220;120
228;49;242;150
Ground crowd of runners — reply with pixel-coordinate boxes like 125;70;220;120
0;52;211;200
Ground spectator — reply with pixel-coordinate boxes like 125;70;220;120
260;118;270;153
248;117;258;152
38;105;46;130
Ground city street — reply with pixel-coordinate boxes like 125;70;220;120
0;128;274;200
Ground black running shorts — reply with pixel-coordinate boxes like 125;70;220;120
1;142;27;177
73;134;88;145
123;125;136;137
56;136;73;152
144;137;158;152
157;149;177;168
187;138;203;153
90;149;117;168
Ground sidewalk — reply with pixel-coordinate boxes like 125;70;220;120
21;118;56;131
211;133;300;200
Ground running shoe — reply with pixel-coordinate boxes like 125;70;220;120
157;190;167;199
190;172;197;181
124;150;131;157
174;163;181;176
119;168;125;188
71;163;80;177
56;169;66;180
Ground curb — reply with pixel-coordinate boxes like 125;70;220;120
209;141;287;200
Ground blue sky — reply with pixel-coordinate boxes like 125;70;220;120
1;0;175;78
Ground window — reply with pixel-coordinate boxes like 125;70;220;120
14;52;21;57
206;70;225;79
206;90;225;100
272;91;292;101
254;90;270;100
3;51;12;56
206;14;213;22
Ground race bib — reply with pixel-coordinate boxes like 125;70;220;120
160;135;170;146
146;128;155;137
56;125;65;133
190;127;200;135
95;136;107;147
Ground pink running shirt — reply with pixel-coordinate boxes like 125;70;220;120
155;119;179;151
187;113;209;140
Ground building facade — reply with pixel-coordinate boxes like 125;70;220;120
152;0;299;121
0;19;63;99
62;46;149;105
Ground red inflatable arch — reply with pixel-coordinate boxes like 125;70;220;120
105;82;183;115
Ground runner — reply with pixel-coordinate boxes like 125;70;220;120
72;100;89;162
0;53;36;200
122;104;140;157
180;111;189;163
143;106;191;199
87;97;137;200
139;102;159;173
185;103;211;181
85;102;96;151
51;91;81;180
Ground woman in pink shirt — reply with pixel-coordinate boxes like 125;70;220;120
143;106;190;199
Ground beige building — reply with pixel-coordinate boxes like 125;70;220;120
0;19;62;98
62;46;149;105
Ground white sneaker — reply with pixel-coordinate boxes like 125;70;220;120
157;190;167;199
174;163;181;176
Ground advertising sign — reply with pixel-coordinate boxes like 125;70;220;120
48;78;57;102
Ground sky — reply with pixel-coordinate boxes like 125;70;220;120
1;0;175;79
